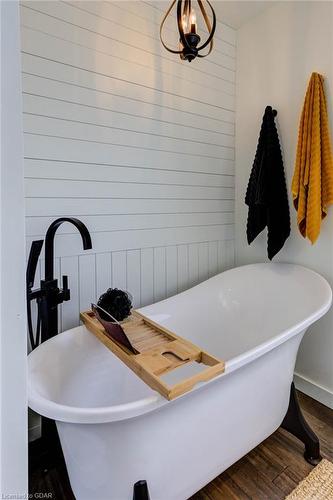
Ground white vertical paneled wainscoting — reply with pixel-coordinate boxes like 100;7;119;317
21;0;236;333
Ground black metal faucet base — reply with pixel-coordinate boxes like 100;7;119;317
133;480;150;500
281;383;322;465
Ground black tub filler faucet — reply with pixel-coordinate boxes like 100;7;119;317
26;220;151;498
26;217;92;349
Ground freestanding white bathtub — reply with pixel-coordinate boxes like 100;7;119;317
28;263;332;500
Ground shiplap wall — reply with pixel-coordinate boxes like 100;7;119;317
21;0;236;332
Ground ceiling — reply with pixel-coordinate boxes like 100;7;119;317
213;1;277;29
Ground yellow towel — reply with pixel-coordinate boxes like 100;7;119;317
292;72;333;243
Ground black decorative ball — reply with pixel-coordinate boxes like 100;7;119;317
97;288;132;322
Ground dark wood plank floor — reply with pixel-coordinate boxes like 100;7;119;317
29;391;333;499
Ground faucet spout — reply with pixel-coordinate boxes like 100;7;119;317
44;217;92;282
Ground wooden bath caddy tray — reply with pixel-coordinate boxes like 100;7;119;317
80;309;225;400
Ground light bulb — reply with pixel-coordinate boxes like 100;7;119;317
190;8;197;33
190;9;197;26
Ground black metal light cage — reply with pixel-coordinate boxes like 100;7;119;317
160;0;217;59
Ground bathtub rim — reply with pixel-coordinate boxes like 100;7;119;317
28;263;332;424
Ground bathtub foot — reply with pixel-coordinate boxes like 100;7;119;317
133;480;150;500
281;383;322;466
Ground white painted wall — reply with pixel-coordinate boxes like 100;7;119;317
236;1;333;407
20;1;236;439
21;1;236;332
0;1;28;494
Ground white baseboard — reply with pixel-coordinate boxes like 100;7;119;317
294;372;333;409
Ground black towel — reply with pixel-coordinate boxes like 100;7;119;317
245;106;290;259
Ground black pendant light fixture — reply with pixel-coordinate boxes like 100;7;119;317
160;0;216;62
